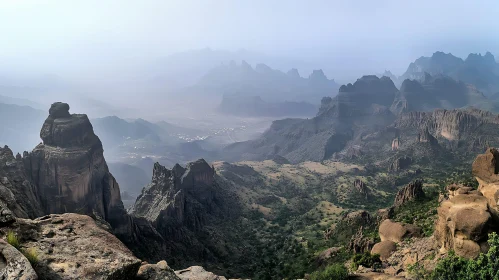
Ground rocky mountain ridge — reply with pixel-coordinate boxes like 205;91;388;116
399;51;499;95
221;73;499;165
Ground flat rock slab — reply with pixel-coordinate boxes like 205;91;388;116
10;213;141;280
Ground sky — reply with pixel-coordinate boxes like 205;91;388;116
1;0;499;83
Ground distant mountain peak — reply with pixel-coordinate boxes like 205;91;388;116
287;68;301;78
309;69;327;80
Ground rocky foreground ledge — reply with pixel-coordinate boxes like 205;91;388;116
0;213;234;280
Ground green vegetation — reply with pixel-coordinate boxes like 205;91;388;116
309;264;348;280
410;233;499;279
23;247;39;266
5;231;39;267
393;196;438;236
351;252;381;270
6;231;20;249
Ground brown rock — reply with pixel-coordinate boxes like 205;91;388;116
379;219;421;243
371;241;397;261
393;180;425;208
434;190;491;258
391;138;400;151
472;148;499;221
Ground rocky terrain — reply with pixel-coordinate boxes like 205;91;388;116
4;97;499;279
221;73;499;166
0;103;237;279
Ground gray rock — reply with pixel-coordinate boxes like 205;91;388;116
0;239;38;280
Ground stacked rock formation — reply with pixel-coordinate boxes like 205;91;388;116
433;148;499;258
371;219;422;261
22;102;127;226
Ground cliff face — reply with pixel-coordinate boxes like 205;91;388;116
130;160;242;267
0;146;43;220
22;102;126;223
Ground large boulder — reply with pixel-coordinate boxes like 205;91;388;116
136;261;180;280
379;219;422;243
0;239;38;280
434;185;491;258
2;213;141;280
371;241;397;261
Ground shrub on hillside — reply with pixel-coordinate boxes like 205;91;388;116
309;264;348;280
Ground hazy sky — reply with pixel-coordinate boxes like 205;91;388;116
1;0;499;82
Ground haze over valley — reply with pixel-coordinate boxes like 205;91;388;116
2;1;499;279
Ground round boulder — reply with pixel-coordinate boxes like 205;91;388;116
371;241;397;261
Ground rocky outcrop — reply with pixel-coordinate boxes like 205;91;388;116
353;179;370;199
417;127;438;145
348;226;375;254
129;159;248;271
22;103;126;227
175;266;229;280
1;213;141;280
371;220;422;263
391;138;400;151
0;239;38;280
136;261;180;280
434;185;491;258
432;149;499;259
383;237;437;278
376;208;394;224
379;220;422;243
388;156;412;172
130;160;222;232
393;180;425;208
0;146;43;220
472;148;499;221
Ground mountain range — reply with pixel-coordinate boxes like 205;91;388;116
398;51;499;95
221;73;499;164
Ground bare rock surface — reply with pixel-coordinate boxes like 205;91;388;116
2;213;141;280
0;239;38;280
175;266;229;280
371;241;397;261
0;146;43;220
136;261;180;280
393;180;425;208
22;103;126;225
379;219;422;243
